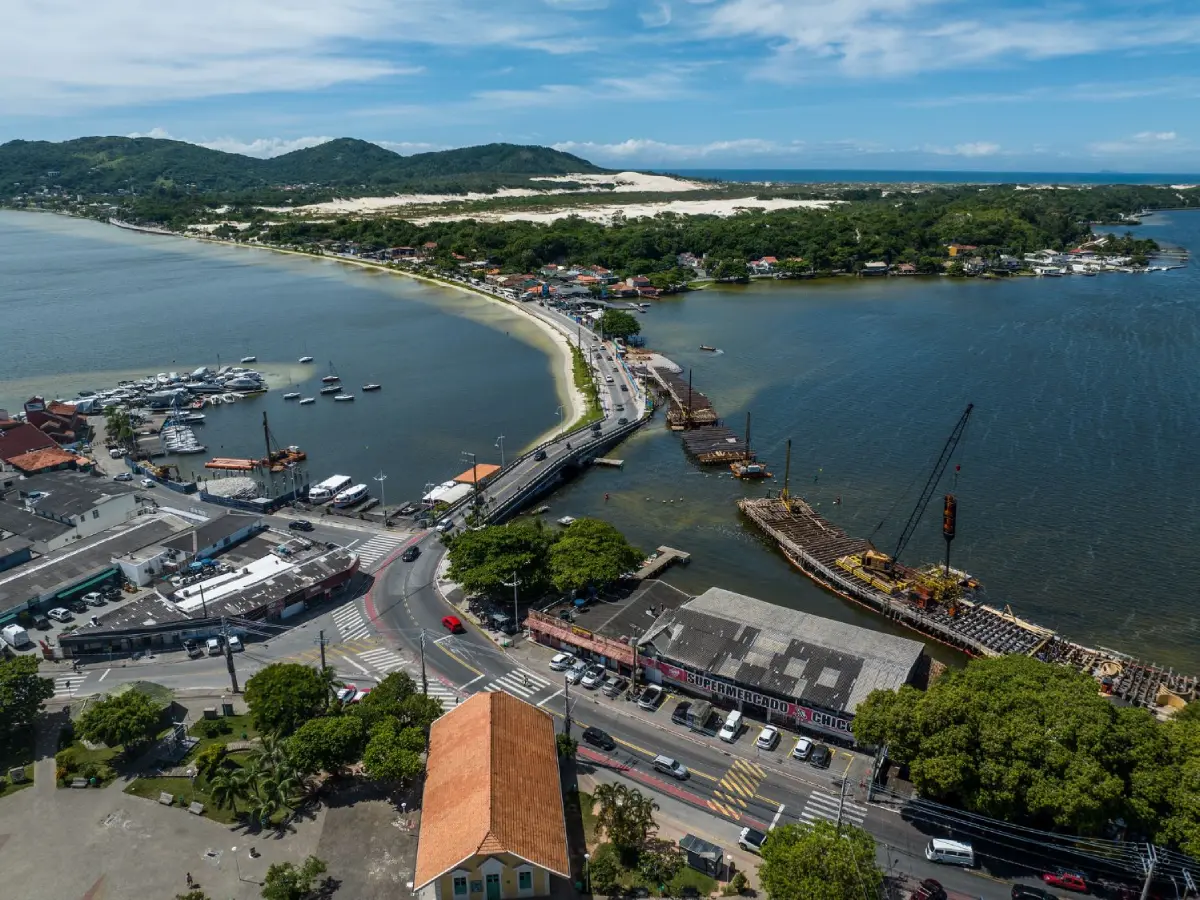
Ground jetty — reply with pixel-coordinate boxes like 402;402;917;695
641;364;753;464
634;546;692;581
593;458;625;468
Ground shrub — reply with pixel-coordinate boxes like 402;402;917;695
195;719;228;739
194;744;227;780
79;762;99;781
94;764;116;784
723;872;749;896
55;747;79;773
0;776;8;791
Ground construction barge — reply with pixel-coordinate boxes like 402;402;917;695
641;365;753;464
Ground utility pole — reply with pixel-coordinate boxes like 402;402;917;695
501;573;521;637
318;629;327;671
1139;845;1158;900
835;773;849;831
221;617;239;693
461;451;479;509
374;469;388;518
198;579;208;619
495;435;505;468
563;674;572;736
419;630;428;696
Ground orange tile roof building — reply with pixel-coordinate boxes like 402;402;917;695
414;692;571;900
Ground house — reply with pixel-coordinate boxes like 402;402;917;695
4;470;141;547
414;692;571;900
947;244;977;257
748;256;778;274
861;261;890;275
6;447;87;475
894;263;918;276
0;422;58;466
22;397;88;446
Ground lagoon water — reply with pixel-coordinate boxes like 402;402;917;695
2;210;1199;669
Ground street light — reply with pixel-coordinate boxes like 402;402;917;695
495;435;506;468
501;572;521;639
555;405;564;438
584;853;591;893
374;469;388;517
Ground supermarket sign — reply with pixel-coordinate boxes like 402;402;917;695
651;659;853;735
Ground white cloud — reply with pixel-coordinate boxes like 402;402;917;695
127;129;334;158
1088;130;1188;155
474;67;695;109
927;141;1002;158
640;2;673;27
1133;131;1176;142
553;137;800;162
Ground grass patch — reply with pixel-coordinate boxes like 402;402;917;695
124;774;240;825
575;790;598;844
591;841;719;898
570;345;604;427
187;713;257;754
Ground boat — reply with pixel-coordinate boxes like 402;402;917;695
557;516;576;526
225;375;265;391
319;385;341;395
283;392;301;400
333;483;369;508
362;384;381;392
730;461;771;479
221;393;237;403
299;356;314;364
299;397;315;405
333;393;355;402
310;475;353;503
700;345;718;352
322;362;341;384
240;355;257;363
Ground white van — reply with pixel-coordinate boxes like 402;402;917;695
205;637;222;656
924;838;975;867
718;710;743;743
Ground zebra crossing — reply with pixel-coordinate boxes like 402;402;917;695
53;674;86;697
351;534;409;570
357;647;409;675
487;668;553;700
708;758;766;820
354;647;461;706
331;600;372;641
799;789;868;828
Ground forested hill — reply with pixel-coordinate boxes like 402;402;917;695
0;136;605;198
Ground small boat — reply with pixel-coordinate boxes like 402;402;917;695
322;361;340;384
557;516;576;526
283;392;301;400
334;393;355;402
333;483;369;507
299;398;315;405
299;356;314;364
730;461;771;479
241;356;257;363
319;385;341;395
362;384;381;392
700;345;718;352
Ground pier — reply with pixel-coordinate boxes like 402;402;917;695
641;364;752;464
634;546;692;581
593;458;625;468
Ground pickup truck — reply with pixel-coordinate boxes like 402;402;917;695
183;639;204;659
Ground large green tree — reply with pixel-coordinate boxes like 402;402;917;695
0;656;54;744
350;671;443;732
852;654;1162;836
547;518;642;593
244;663;327;737
446;520;554;598
758;820;882;900
76;688;161;751
592;783;659;863
261;855;328;900
361;720;425;784
286;714;366;776
599;309;641;340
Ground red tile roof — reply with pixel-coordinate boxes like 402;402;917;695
7;447;80;473
0;423;57;462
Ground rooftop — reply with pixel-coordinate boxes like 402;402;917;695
588;580;692;644
0;536;33;557
0;503;73;546
414;692;570;890
160;512;263;556
639;586;925;714
6;447;82;474
0;422;57;462
13;470;139;519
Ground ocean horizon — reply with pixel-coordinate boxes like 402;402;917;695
660;167;1200;185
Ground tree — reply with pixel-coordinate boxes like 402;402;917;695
587;843;622;894
351;671;442;732
286;714;366;776
598;309;641;340
76;688;161;751
556;733;577;760
244;663;327;737
0;655;54;745
208;767;250;814
261;855;328;900
317;665;344;710
446;521;554;598
593;783;659;862
637;838;682;887
361;720;424;784
758;820;882;900
547;518;642;593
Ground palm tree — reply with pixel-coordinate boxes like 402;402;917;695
593;782;659;862
318;665;344;709
208;767;249;814
248;733;291;770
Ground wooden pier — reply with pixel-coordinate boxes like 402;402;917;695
634;546;692;580
593;458;625;468
643;365;753;464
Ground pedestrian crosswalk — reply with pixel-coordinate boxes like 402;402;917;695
708;758;766;819
487;668;552;700
53;675;86;697
358;647;408;675
800;789;868;828
352;533;409;570
353;647;461;707
331;600;372;641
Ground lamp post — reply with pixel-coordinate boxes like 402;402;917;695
584;853;591;893
501;572;521;639
461;451;479;511
495;435;505;468
374;469;388;518
555;405;564;438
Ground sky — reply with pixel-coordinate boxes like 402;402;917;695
3;0;1200;172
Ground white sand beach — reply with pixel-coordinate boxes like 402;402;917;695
413;196;837;225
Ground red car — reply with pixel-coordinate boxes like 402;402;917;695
442;615;464;634
1042;870;1088;893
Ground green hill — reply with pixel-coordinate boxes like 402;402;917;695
0;136;605;198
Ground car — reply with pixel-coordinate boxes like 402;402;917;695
533;449;548;461
603;676;628;698
637;684;664;710
183;639;204;659
582;726;616;751
401;545;420;562
913;879;947;900
809;744;832;768
618;416;629;424
791;737;813;761
549;652;576;671
435;520;455;534
335;684;357;704
568;660;588;684
66;599;89;614
1042;871;1088;892
671;701;692;725
140;477;156;487
738;827;768;854
47;607;72;623
113;472;133;482
755;725;781;750
351;686;372;703
227;635;243;652
652;754;689;780
581;664;607;689
1012;887;1057;900
718;710;743;743
620;384;628;392
32;614;51;630
205;637;222;656
288;519;314;532
82;592;105;607
442;615;464;634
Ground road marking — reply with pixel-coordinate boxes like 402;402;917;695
98;668;110;682
537;688;564;708
799;789;867;827
770;803;785;830
338;653;370;675
487;669;552;700
706;797;741;820
462;673;486;689
714;789;747;809
433;643;483;677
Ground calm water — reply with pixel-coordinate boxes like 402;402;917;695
3;210;1199;670
671;168;1200;184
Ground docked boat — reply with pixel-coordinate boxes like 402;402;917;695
362;384;381;392
700;345;718;352
322;362;341;384
319;385;341;395
730;461;771;479
310;475;353;503
240;355;257;363
334;393;355;402
225;375;265;391
299;397;315;405
299;356;314;364
333;483;369;507
283;392;301;400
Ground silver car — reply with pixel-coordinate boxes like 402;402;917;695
568;660;588;684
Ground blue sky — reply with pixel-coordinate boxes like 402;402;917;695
4;0;1200;171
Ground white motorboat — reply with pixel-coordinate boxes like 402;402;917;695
334;393;355;402
241;355;257;363
333;483;369;507
362;384;381;392
319;385;341;395
299;397;315;405
299;356;314;364
283;392;301;400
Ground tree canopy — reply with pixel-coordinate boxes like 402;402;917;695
350;670;443;732
548;518;643;593
446;520;555;597
286;714;366;776
0;655;54;742
76;688;161;750
758;820;882;900
593;783;659;862
261;855;329;900
361;719;425;784
244;663;327;737
599;309;641;340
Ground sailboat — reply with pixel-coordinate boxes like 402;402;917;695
321;362;341;384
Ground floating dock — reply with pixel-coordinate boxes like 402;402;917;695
634;546;692;581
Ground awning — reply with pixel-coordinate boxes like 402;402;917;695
56;568;117;599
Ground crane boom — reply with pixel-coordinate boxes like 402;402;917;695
892;403;973;565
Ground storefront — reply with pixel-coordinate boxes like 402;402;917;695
526;611;635;672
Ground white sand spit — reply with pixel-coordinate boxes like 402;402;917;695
412;196;837;225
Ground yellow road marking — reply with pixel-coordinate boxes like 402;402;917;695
707;798;739;819
715;789;747;810
434;643;483;677
734;759;766;780
721;773;755;797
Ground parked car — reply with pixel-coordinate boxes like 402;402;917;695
288;519;314;532
441;615;464;634
637;684;664;710
82;592;105;607
205;637;222;656
227;635;243;652
718;710;743;743
912;879;947;900
335;684;357;704
603;676;628;698
183;639;204;659
401;545;420;562
581;664;607;689
113;472;133;482
32;614;51;630
1042;871;1088;893
582;726;615;751
47;607;72;623
568;660;588;685
791;737;813;761
549;652;576;671
755;725;781;750
808;744;832;768
533;449;548;461
66;599;89;614
1011;887;1057;900
738;827;768;854
671;701;692;725
351;687;372;703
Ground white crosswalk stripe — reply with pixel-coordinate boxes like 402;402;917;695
357;647;408;674
353;534;408;570
799;790;868;827
53;675;86;697
331;601;371;640
350;648;461;707
487;669;553;700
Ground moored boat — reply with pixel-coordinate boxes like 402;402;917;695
319;385;341;395
322;361;340;383
362;384;381;392
334;393;355;402
283;392;301;400
333;483;369;507
240;355;257;363
299;356;314;364
299;397;315;405
700;345;718;352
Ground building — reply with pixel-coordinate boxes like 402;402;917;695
749;256;778;274
0;537;32;574
4;471;141;547
636;586;925;741
0;422;58;467
159;512;264;562
415;691;571;900
894;263;918;276
947;244;978;257
22;396;88;445
6;447;87;475
861;261;890;276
